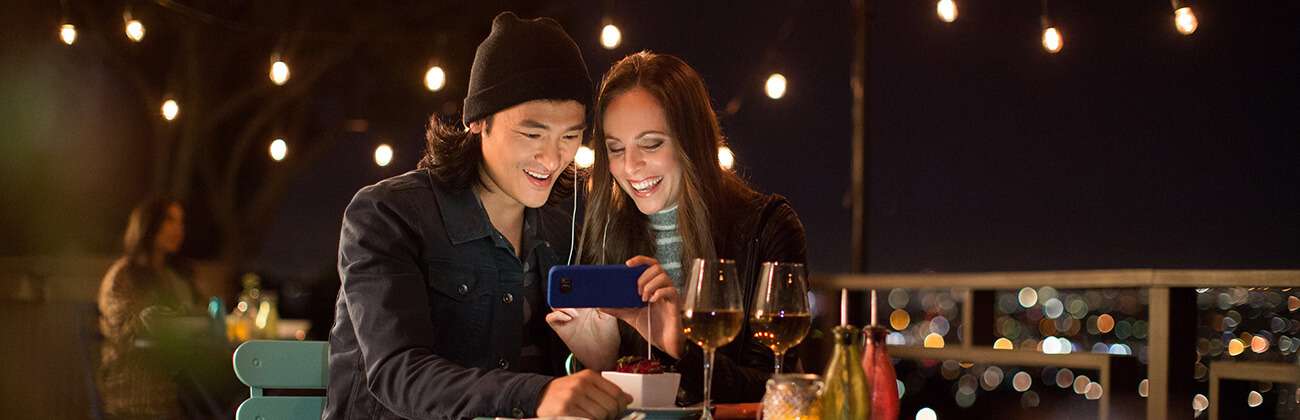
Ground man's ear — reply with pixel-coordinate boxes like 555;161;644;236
467;120;485;134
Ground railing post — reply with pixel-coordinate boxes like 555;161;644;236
962;289;995;348
1147;287;1197;420
1105;355;1145;420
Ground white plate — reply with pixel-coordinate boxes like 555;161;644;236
624;405;709;420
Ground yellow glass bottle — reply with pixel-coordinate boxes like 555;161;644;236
820;325;871;419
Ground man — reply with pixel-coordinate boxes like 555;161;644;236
325;12;632;420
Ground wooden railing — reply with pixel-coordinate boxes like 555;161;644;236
813;269;1300;420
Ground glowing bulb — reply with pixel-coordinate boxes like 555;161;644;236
574;145;595;169
1174;7;1198;35
424;66;446;92
600;24;622;49
937;0;958;23
269;139;287;161
994;338;1014;350
374;144;393;167
125;19;145;42
916;407;937;420
161;99;179;121
270;60;290;86
764;73;787;99
1042;27;1063;53
60;24;77;45
718;146;736;170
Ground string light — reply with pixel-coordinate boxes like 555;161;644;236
1173;6;1198;35
269;139;287;161
937;0;958;23
59;23;77;45
574;145;595;169
764;73;787;99
124;12;145;42
1041;23;1063;53
424;66;446;92
374;144;393;167
161;99;179;121
270;59;290;85
718;146;736;170
600;24;622;49
1040;2;1063;54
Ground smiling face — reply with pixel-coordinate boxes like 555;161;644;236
602;87;682;214
474;99;585;208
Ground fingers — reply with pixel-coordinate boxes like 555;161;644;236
587;373;635;409
636;265;667;301
546;310;575;325
625;255;660;267
576;371;628;419
648;286;678;304
642;274;676;303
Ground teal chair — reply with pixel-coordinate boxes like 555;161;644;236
232;340;329;420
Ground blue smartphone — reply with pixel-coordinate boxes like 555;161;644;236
547;265;648;308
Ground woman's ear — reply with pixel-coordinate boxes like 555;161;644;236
467;120;485;134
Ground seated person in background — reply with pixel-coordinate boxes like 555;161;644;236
98;198;222;419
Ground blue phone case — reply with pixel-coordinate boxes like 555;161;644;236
547;265;648;308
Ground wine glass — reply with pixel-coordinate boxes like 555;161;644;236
682;258;744;420
750;262;811;374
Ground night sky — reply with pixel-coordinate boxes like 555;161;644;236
2;1;1296;279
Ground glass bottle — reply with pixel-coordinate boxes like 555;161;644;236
820;325;871;419
861;325;899;420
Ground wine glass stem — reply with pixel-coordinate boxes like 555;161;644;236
773;350;784;374
702;347;715;420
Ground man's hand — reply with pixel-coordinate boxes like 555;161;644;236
536;370;632;420
602;256;686;358
545;308;619;371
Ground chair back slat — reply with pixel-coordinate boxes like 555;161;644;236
236;396;326;420
232;340;329;390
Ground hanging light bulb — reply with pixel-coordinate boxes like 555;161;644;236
1174;7;1198;35
937;0;958;23
124;12;145;42
1042;27;1063;53
161;99;179;121
270;60;290;85
600;24;622;50
424;66;446;92
718;146;735;170
269;139;288;161
764;73;787;100
374;144;393;167
574;145;595;169
60;23;77;45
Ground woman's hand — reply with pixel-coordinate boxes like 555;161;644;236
545;308;619;371
602;256;686;359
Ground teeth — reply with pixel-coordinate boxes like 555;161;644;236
524;169;549;180
631;177;662;192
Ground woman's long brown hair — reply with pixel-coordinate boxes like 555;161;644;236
578;51;749;267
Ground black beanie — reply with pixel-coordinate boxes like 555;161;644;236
462;12;593;125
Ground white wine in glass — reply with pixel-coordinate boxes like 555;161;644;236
681;258;744;420
750;262;811;374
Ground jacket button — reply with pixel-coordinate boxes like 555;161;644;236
512;408;525;418
498;358;509;369
457;284;469;295
502;292;514;304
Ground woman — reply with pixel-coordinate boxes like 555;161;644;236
97;198;202;419
549;51;809;405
